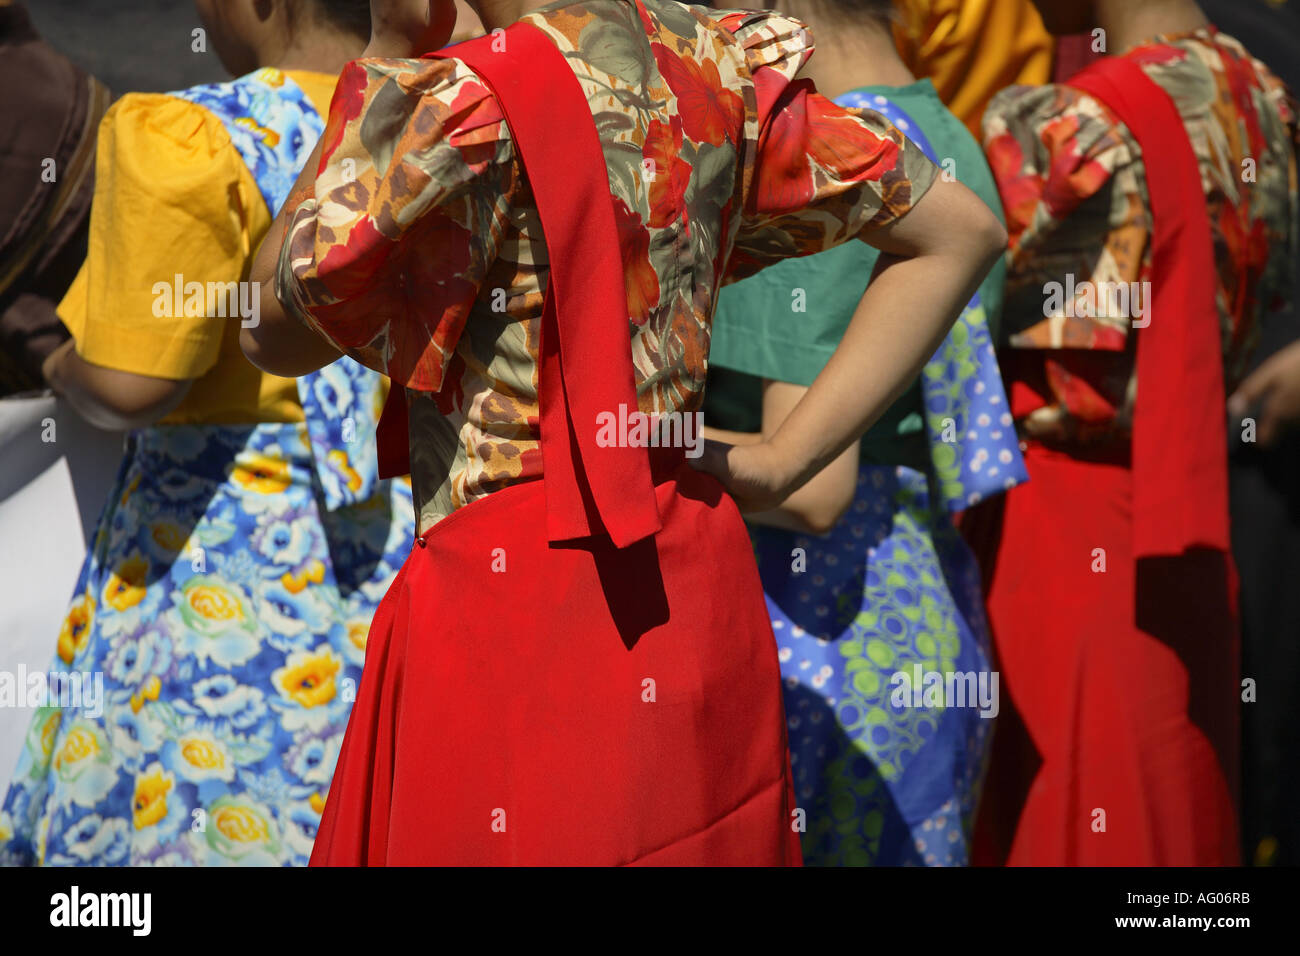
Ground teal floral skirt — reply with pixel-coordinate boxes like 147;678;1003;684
0;422;414;865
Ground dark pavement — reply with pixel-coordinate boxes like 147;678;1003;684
30;0;227;98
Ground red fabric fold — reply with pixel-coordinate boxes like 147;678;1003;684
316;13;800;866
1068;55;1231;559
376;24;662;549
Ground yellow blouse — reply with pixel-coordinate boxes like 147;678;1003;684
57;70;340;425
892;0;1054;136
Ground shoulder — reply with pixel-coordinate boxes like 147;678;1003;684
907;89;1006;220
333;54;505;141
96;90;246;177
1202;31;1297;131
101;89;219;141
984;81;1137;179
710;8;814;82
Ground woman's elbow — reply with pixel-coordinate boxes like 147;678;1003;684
72;376;190;430
973;207;1009;271
240;315;343;378
241;327;305;378
241;282;286;370
801;504;849;537
945;183;1008;272
880;178;1007;271
239;324;279;375
240;283;314;376
795;484;856;536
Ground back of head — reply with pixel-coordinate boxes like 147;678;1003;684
299;0;372;42
195;0;371;77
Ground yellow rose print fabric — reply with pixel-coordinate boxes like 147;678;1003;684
1;425;415;866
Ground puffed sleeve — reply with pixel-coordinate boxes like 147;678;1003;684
981;82;1144;350
1257;68;1298;313
275;56;515;392
718;11;941;282
58;94;262;379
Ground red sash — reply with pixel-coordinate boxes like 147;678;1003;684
1068;54;1231;559
314;16;799;864
377;25;660;549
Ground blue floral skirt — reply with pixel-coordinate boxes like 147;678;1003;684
754;464;995;866
0;422;414;866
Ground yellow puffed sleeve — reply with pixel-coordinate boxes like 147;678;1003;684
892;0;1054;137
58;92;272;381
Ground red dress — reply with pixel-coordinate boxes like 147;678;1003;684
968;53;1241;866
309;23;801;866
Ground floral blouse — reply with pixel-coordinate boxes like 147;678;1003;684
276;0;938;534
983;28;1298;444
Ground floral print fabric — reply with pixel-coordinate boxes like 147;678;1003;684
0;425;415;865
0;68;417;867
170;69;386;511
275;0;939;534
983;28;1298;443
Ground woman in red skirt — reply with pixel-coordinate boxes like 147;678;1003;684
243;0;1005;865
966;0;1298;865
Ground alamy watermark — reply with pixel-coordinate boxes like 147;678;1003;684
889;665;999;719
152;274;260;328
1043;276;1152;328
595;404;704;458
50;886;150;936
0;666;103;719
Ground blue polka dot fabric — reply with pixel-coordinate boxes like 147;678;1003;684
838;91;1029;510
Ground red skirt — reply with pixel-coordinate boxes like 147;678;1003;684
966;442;1240;865
311;464;802;865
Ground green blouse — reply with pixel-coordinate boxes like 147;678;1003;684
704;79;1006;470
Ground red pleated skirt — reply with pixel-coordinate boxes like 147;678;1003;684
966;442;1240;866
311;464;802;865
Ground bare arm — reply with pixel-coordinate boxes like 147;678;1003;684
42;338;192;431
702;426;764;447
242;1;454;376
1229;339;1300;447
242;142;342;377
694;175;1006;511
704;379;860;535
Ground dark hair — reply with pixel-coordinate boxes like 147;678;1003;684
299;0;371;41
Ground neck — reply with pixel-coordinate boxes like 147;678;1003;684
266;32;364;75
469;0;555;31
258;16;367;74
1097;0;1210;54
777;3;915;99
